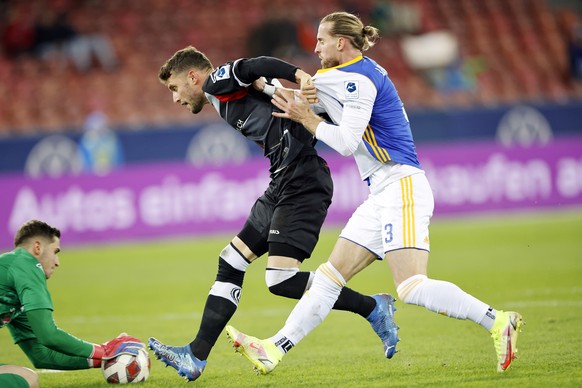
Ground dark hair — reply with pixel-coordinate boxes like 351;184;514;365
14;220;61;247
159;46;213;82
321;11;380;52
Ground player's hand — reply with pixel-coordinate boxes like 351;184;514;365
272;89;323;135
252;77;267;92
299;77;318;104
296;69;318;104
272;87;296;110
100;333;145;360
88;335;146;368
272;88;312;117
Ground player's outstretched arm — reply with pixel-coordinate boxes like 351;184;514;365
236;56;299;84
25;309;96;361
18;338;97;370
24;309;144;369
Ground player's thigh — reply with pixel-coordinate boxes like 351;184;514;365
237;190;277;261
339;195;384;260
267;255;302;269
377;173;433;286
270;157;333;259
269;199;327;260
385;248;429;287
230;236;260;262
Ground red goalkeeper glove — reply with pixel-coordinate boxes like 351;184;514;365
89;333;145;367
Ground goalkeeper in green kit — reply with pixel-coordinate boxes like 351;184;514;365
0;220;144;388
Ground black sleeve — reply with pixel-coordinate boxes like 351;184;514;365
234;56;299;84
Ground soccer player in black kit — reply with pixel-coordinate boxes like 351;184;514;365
148;46;398;381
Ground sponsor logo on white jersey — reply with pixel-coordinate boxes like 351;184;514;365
344;81;359;99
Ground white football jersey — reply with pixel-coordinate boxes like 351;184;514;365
313;56;423;189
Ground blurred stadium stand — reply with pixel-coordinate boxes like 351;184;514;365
1;0;582;135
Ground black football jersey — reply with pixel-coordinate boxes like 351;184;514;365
202;57;317;174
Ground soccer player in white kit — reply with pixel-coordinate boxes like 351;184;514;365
226;11;524;373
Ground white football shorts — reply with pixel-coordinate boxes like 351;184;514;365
339;172;434;259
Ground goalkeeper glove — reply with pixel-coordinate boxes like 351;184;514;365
89;333;145;367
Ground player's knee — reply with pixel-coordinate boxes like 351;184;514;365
22;368;39;388
265;268;312;299
220;243;251;271
267;280;304;299
265;267;297;297
216;258;244;285
267;283;286;297
216;243;250;284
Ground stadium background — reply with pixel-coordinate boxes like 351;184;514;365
1;0;581;248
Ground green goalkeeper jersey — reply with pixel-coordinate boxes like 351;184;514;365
0;247;53;341
1;247;96;370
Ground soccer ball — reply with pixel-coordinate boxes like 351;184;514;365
101;346;151;384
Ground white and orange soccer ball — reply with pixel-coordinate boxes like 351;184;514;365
101;346;151;384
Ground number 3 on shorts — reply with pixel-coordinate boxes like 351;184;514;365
384;223;393;243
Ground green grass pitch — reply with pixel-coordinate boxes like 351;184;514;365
1;209;581;387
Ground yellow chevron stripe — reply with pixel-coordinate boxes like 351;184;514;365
398;278;424;301
373;133;390;161
380;147;390;161
318;263;344;287
365;126;381;160
364;125;390;163
364;128;383;162
319;266;343;287
371;126;390;161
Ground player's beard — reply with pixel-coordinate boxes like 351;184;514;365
321;57;340;69
189;97;205;114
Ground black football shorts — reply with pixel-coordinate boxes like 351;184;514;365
238;154;333;260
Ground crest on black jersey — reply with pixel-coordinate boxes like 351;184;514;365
211;64;231;82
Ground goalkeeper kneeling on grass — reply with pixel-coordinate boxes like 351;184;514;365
0;220;144;388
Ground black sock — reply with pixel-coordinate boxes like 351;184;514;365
189;295;237;360
268;270;375;318
189;258;245;360
334;287;376;318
